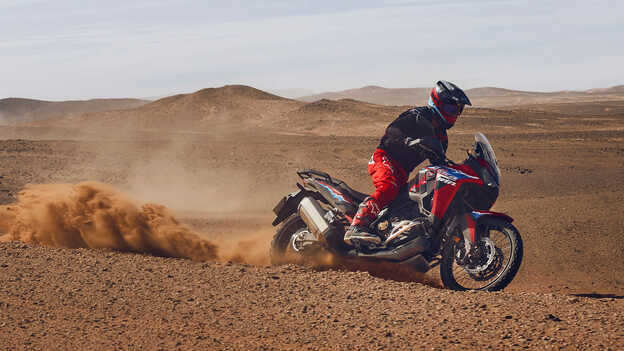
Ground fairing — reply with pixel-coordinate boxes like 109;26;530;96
474;133;500;184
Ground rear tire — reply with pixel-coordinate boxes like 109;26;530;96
440;217;523;291
270;214;307;265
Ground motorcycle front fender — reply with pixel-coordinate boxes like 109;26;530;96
459;211;514;243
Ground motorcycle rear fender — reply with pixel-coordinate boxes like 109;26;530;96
272;184;325;226
459;211;514;243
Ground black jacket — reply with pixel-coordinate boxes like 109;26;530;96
378;107;448;173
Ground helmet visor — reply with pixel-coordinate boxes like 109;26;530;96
441;102;464;117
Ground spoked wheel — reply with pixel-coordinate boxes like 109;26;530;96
270;214;320;265
440;217;523;291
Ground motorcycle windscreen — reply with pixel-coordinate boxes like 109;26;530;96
474;132;501;184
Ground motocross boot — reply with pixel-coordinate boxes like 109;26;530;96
344;197;382;246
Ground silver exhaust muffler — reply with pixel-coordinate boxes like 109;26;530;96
297;197;330;237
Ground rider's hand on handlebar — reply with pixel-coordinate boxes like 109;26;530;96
404;137;417;147
405;137;447;165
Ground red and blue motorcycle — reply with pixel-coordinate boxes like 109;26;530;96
270;133;522;291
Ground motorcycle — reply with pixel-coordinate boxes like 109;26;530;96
270;132;522;291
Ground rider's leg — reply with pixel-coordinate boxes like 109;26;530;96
344;149;407;245
344;196;381;245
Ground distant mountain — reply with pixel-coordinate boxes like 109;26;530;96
0;97;148;125
587;85;624;94
299;85;624;107
270;88;316;99
299;86;429;106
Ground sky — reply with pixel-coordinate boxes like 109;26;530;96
1;0;623;100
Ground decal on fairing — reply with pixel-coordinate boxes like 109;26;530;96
316;181;354;204
437;174;457;186
430;165;482;221
470;211;487;221
430;166;480;181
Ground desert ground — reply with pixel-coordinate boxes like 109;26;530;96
0;86;623;349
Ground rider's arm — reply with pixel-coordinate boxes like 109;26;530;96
382;125;409;150
439;129;449;152
380;110;422;152
407;136;446;164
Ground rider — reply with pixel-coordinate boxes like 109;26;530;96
344;80;472;246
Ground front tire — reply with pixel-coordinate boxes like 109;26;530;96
440;217;523;291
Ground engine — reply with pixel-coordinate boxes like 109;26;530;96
375;217;426;246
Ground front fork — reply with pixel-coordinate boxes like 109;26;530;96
439;211;481;259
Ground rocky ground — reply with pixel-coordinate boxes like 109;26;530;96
1;242;622;350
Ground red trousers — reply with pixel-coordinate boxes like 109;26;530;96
367;149;408;209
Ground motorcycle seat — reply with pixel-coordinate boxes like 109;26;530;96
297;169;369;205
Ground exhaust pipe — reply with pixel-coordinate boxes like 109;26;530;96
298;197;330;237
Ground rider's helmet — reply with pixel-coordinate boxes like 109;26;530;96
428;80;472;129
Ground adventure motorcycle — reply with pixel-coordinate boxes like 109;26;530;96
270;132;522;291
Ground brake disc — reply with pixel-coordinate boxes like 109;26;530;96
290;229;318;252
462;238;498;274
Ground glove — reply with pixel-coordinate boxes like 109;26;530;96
405;137;446;164
414;136;443;153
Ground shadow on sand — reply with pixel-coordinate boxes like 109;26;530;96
571;293;624;299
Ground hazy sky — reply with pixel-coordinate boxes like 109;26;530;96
1;0;622;100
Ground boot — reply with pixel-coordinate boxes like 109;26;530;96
344;197;381;246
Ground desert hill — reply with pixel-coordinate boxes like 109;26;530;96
0;97;148;125
299;85;624;107
510;99;624;117
29;86;407;136
31;85;304;134
278;98;404;136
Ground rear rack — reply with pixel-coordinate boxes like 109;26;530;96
297;169;333;183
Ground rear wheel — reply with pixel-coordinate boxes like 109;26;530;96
270;214;312;265
440;217;523;291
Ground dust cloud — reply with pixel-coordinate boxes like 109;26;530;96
218;229;275;266
0;180;441;286
0;182;218;261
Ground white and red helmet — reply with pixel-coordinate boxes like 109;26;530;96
428;80;471;129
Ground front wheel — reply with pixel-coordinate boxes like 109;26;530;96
440;217;523;291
